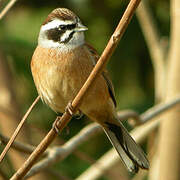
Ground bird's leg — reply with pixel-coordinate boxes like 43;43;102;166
65;102;83;119
53;102;75;133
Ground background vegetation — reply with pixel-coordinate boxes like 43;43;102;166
0;0;175;180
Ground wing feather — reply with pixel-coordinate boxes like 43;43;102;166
85;43;117;107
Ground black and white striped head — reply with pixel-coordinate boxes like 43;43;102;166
38;8;88;50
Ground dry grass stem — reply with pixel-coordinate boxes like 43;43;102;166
75;95;180;180
0;96;40;163
23;95;180;178
0;133;35;154
0;0;18;20
24;124;101;179
136;1;166;101
159;0;180;179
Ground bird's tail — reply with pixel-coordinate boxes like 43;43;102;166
103;120;149;173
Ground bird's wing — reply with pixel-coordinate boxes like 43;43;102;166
85;43;117;107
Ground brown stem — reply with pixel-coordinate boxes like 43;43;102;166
136;2;166;178
0;94;178;179
0;50;37;171
0;96;40;162
136;1;166;102
0;133;36;155
159;0;180;179
0;0;18;20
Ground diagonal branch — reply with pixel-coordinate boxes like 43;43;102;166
24;123;102;179
2;94;180;157
0;95;179;178
24;95;180;179
10;1;142;179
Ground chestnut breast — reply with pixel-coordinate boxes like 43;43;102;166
31;45;111;116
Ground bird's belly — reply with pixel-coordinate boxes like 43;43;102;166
39;67;79;113
35;61;112;118
31;45;113;118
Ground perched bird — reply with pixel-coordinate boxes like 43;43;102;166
31;8;149;173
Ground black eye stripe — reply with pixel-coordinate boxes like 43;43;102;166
45;23;76;43
59;25;66;30
46;28;63;42
59;23;76;30
67;24;76;29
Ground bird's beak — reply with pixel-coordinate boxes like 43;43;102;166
75;23;88;32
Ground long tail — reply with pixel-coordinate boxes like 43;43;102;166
103;120;149;173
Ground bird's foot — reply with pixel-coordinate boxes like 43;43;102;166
75;110;84;119
53;102;75;134
52;116;61;134
65;101;74;116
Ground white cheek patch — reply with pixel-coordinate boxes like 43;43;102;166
60;30;72;42
38;32;85;50
41;19;73;31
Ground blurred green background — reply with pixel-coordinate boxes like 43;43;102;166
0;0;170;179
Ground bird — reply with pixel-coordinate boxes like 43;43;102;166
31;8;149;173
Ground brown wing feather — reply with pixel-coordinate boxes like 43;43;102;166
85;43;117;107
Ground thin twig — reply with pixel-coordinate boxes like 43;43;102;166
140;95;180;123
0;133;36;155
24;95;180;179
76;95;180;179
0;0;18;20
0;127;95;163
0;93;179;178
0;49;29;169
2;95;178;158
10;1;141;179
0;96;40;163
25;124;102;179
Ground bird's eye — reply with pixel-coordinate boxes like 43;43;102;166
59;25;66;30
67;24;76;29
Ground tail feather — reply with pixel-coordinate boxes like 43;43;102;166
103;121;149;173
